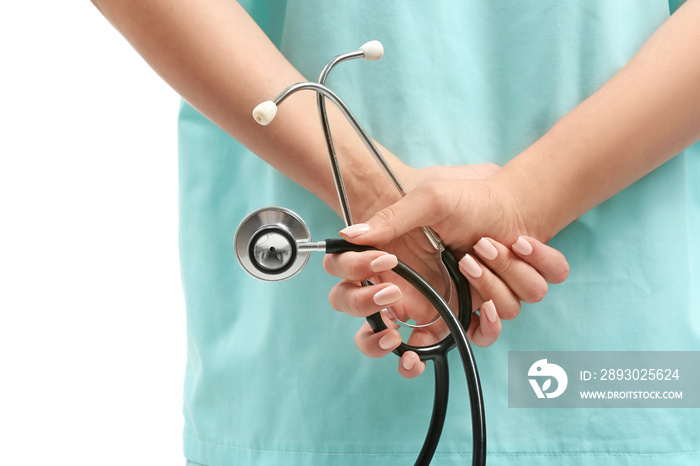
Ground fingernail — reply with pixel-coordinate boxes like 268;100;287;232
474;237;498;261
379;331;401;350
512;236;533;256
459;254;482;278
402;354;416;371
370;254;398;273
373;285;402;306
339;223;370;238
482;300;498;323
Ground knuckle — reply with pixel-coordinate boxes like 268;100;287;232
523;280;548;303
373;207;399;239
482;163;500;176
327;286;341;311
334;252;371;281
552;261;570;284
497;299;521;320
349;258;367;280
373;206;396;225
489;256;513;276
528;250;548;270
529;252;570;284
349;289;366;316
479;274;500;297
533;282;549;303
322;254;335;275
354;330;373;357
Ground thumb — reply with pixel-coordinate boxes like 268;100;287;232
339;184;447;246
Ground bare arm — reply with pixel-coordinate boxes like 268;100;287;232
90;0;401;214
93;0;574;374
498;0;700;240
346;0;700;250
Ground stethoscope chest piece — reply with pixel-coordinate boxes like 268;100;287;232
234;206;312;282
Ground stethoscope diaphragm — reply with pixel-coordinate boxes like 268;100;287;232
234;206;312;282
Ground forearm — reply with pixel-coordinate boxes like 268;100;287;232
497;0;700;240
91;0;404;215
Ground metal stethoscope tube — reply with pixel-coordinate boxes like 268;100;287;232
239;41;487;465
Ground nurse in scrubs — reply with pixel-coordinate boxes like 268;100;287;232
91;0;700;464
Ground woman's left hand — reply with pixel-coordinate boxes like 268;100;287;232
323;163;569;378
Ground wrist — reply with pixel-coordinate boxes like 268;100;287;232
490;145;572;243
347;148;415;223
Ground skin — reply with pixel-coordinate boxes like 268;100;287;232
324;232;567;377
91;0;570;377
332;0;700;378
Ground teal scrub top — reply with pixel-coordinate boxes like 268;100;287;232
178;1;700;464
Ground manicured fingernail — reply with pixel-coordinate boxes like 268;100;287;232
512;236;533;256
459;254;482;278
403;354;416;371
379;331;401;350
373;285;402;306
474;237;498;261
482;300;498;323
339;223;370;238
370;254;398;273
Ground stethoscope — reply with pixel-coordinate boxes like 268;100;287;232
233;41;486;466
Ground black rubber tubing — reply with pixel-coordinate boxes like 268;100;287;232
324;238;486;465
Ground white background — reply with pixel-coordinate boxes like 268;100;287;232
1;2;185;464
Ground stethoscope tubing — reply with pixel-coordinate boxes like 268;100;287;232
247;43;488;465
273;81;444;252
326;239;486;465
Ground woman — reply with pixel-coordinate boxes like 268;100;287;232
92;0;700;464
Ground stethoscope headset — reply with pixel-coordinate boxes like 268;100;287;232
233;41;486;466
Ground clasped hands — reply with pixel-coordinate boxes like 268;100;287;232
323;162;569;378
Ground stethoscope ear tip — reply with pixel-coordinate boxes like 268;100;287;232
252;100;278;126
360;40;384;61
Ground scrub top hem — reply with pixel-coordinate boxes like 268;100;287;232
184;434;700;466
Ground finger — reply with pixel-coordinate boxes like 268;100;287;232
338;183;449;246
466;300;502;347
459;253;522;319
354;321;401;358
511;236;570;284
323;250;398;281
329;281;403;318
398;351;426;378
399;329;441;379
473;237;548;304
